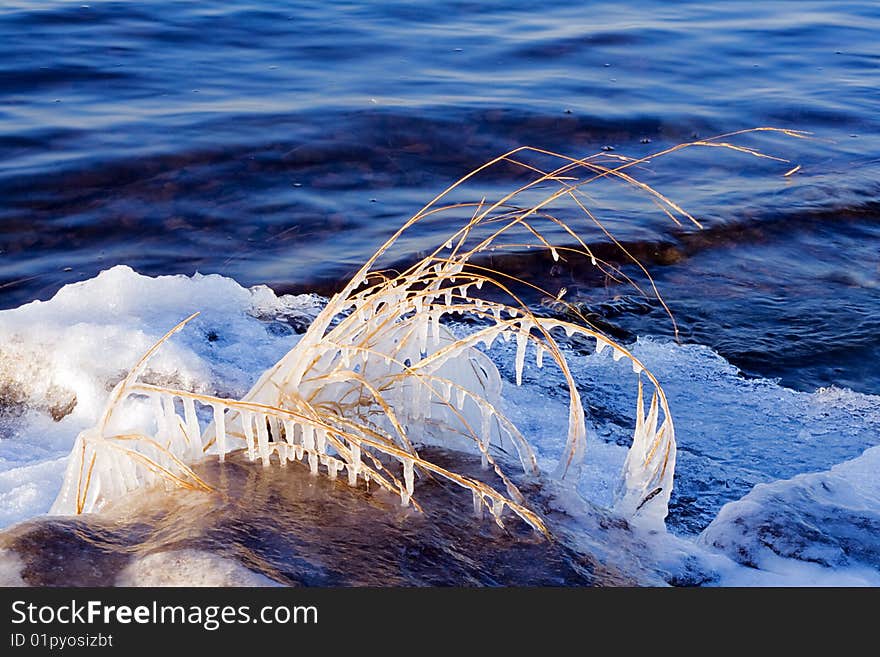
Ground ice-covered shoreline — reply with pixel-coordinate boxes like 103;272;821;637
0;266;323;527
1;265;878;586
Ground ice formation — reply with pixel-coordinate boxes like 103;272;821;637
48;255;674;535
701;444;880;572
46;142;709;534
0;265;320;528
6;131;842;576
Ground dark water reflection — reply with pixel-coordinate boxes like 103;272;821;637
0;1;878;388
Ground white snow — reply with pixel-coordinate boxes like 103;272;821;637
700;444;880;584
0;457;68;528
492;332;880;534
115;549;280;587
1;265;879;586
0;548;27;586
0;265;321;528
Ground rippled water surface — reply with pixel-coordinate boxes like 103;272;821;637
1;0;878;392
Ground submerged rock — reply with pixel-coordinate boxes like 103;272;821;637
0;448;663;586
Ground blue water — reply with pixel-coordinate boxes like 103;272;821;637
1;2;880;586
1;0;879;393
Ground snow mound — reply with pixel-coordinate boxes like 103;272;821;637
115;549;279;587
700;444;880;579
0;265;322;528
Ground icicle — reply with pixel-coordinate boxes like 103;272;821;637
418;316;430;355
430;312;441;346
653;418;672;470
475;278;484;290
590;255;597;266
302;425;315;451
105;452;126;498
595;338;608;355
458;284;469;300
160;394;178;448
283;419;297;446
276;443;288;466
444;288;453;306
480;331;496;351
535;343;544;368
439;380;452;403
472;490;483;519
152;395;167;443
402;457;415;498
507;307;517;318
636;378;646;427
490;498;505;526
348;443;361;486
118;450;139;490
550;247;559;262
182;396;201;458
480;409;492;469
315;428;327;454
303;427;319;475
303;425;318;474
413;295;424;314
491;306;502;322
455;386;467;409
444;238;453;249
255;414;271;467
411;377;424;423
645;392;660;442
514;329;528;386
632;360;643;374
266;416;282;446
632;379;647;459
212;404;227;460
241;411;255;461
612;347;626;361
327;457;340;480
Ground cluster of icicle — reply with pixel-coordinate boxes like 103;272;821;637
50;131;803;535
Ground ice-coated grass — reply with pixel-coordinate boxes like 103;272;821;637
48;130;806;536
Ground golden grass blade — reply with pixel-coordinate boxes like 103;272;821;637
52;129;801;535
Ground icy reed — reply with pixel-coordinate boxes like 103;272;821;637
51;129;806;535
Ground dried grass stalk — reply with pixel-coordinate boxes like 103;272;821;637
50;129;805;534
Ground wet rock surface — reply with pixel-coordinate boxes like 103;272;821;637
1;448;651;586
